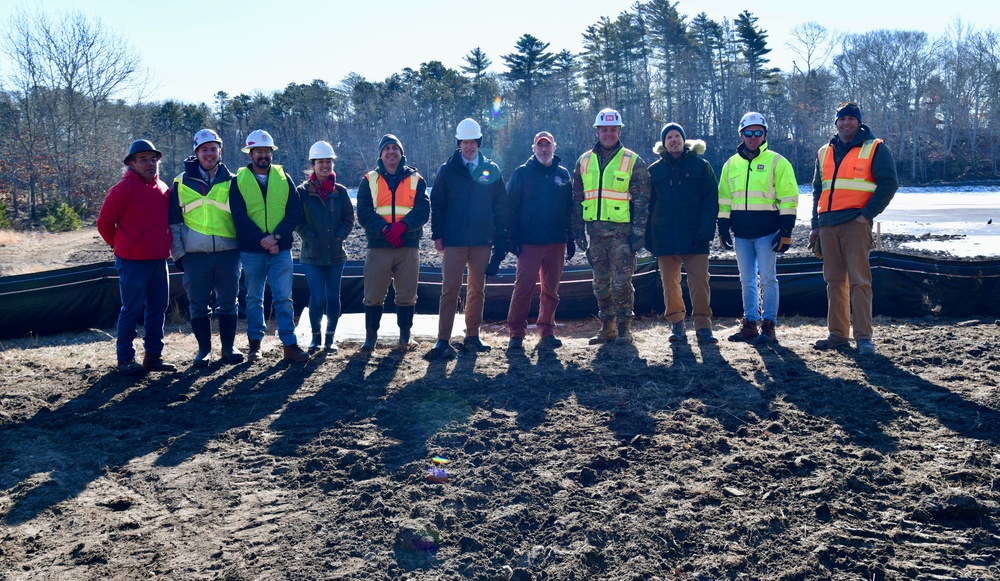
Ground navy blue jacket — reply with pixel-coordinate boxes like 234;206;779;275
430;150;508;248
645;144;718;256
506;154;573;246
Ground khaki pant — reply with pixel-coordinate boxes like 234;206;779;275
819;219;874;341
658;254;713;330
439;246;491;340
363;247;419;307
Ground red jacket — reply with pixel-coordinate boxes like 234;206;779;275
97;169;172;260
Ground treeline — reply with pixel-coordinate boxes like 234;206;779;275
2;4;1000;230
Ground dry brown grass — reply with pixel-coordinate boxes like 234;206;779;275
0;229;22;246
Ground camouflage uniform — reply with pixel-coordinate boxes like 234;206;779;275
572;142;651;322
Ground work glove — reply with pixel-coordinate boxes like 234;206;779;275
772;215;795;253
566;238;576;261
383;222;407;249
771;231;792;253
629;233;644;253
809;231;823;259
485;243;507;276
174;257;185;272
717;218;734;250
509;236;522;257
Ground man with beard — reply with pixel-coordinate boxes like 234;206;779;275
356;134;429;351
571;108;650;346
505;131;574;350
810;102;898;356
229;129;307;362
170;129;244;367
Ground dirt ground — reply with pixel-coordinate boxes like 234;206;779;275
1;229;998;580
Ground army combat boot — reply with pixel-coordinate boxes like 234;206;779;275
588;317;617;345
614;319;633;345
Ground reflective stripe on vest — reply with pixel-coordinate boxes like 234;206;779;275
367;170;420;223
718;149;797;218
579;147;635;223
235;165;288;233
818;139;881;214
173;174;236;238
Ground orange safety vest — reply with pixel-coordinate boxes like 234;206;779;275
817;138;882;214
366;170;420;223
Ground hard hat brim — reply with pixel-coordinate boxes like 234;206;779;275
241;146;279;153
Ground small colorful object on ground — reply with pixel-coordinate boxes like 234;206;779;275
426;467;449;483
431;456;449;465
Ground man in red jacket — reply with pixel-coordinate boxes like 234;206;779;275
97;139;176;374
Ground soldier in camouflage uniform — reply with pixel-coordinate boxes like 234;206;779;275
572;108;651;345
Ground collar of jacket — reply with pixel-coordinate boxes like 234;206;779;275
183;156;233;185
449;149;488;170
591;141;622;162
737;140;770;161
377;156;414;178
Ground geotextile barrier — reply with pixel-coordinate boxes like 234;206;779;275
1;253;998;340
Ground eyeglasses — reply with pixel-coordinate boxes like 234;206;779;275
742;129;765;138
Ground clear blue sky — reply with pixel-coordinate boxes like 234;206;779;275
0;0;993;106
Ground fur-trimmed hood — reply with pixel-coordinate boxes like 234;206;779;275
653;139;706;156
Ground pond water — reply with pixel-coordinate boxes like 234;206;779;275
799;186;1000;257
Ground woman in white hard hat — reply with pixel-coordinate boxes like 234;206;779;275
295;141;355;351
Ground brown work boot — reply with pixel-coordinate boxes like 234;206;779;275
728;318;759;342
614;319;633;345
588;318;617;345
283;344;309;362
247;339;261;361
756;320;777;344
142;353;176;373
814;335;850;350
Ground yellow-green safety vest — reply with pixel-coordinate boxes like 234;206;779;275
718;147;798;219
236;165;288;234
579;147;635;223
173;175;236;238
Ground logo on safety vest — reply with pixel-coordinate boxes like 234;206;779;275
757;164;765;170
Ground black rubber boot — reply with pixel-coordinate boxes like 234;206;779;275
308;333;322;351
219;314;244;363
397;305;416;348
191;316;213;367
361;305;383;351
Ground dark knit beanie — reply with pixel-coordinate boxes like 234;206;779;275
378;134;404;155
836;102;862;123
660;122;686;143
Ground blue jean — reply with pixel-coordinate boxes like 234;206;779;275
183;250;241;319
734;232;779;322
241;250;296;345
114;257;169;362
301;262;345;335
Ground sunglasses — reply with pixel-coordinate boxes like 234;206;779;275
742;129;765;138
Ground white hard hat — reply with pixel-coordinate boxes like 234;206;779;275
308;140;336;160
739;112;768;132
593;108;624;127
241;129;278;153
193;128;222;151
455;118;483;140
